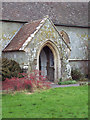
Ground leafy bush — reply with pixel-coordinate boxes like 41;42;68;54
58;80;77;85
2;58;22;81
71;68;82;80
2;70;51;93
79;77;89;81
59;78;62;82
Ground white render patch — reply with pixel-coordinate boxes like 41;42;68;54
36;24;43;30
33;30;38;35
23;65;28;69
40;19;45;23
30;33;35;38
19;37;32;50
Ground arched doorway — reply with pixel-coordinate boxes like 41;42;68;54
37;40;61;83
39;46;54;81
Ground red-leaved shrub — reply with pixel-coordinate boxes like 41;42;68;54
2;70;51;93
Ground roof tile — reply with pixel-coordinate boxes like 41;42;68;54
2;2;88;27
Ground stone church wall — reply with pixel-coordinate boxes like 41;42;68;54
1;20;88;79
56;26;88;76
1;21;23;50
2;18;71;81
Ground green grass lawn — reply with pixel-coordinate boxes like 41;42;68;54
2;85;88;118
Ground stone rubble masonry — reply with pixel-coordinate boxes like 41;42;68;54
2;17;71;82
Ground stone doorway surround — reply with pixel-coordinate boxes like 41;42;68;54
37;40;61;83
39;46;54;81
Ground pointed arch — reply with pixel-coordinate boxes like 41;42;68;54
36;40;61;83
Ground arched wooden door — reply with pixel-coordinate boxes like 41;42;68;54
39;46;54;81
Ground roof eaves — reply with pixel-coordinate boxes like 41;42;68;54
1;20;89;28
0;19;28;23
3;50;25;52
54;23;89;28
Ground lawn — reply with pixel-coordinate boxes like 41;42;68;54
2;85;88;118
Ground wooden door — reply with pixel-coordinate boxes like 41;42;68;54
39;46;54;81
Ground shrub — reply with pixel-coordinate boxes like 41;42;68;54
2;58;22;81
2;70;51;93
59;78;62;82
79;77;89;81
58;80;77;85
71;68;82;80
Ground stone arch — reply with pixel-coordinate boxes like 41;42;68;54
36;40;61;83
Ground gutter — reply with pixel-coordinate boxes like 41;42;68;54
0;19;28;23
0;19;89;28
54;23;89;28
